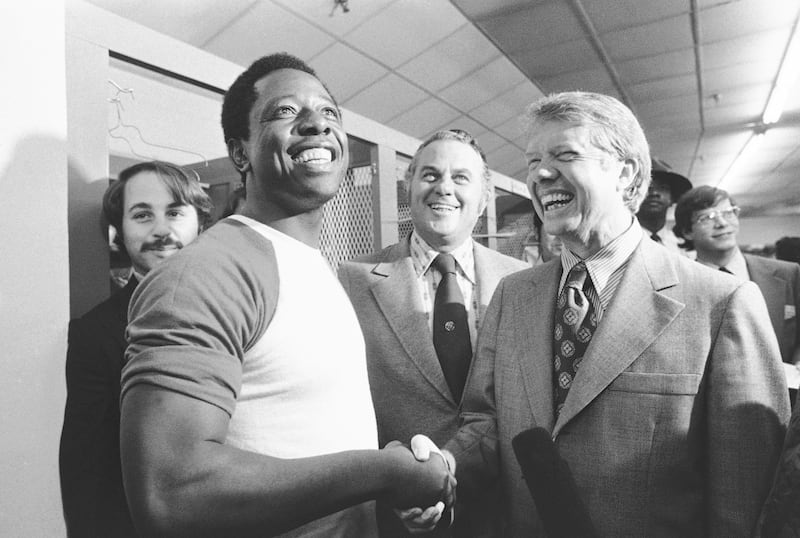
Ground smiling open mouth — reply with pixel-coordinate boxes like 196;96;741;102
292;147;333;164
541;192;574;211
429;203;458;212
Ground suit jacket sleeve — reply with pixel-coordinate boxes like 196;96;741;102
792;263;800;365
444;279;503;496
707;280;790;536
59;316;116;537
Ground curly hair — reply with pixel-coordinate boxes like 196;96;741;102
103;161;214;250
523;91;651;213
673;185;732;251
220;52;337;145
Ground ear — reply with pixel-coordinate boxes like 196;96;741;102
616;158;638;193
478;182;492;215
227;138;251;174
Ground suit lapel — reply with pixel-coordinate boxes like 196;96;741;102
554;241;685;434
369;241;452;400
518;262;560;432
746;255;783;331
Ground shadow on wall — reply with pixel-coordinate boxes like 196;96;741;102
0;134;70;537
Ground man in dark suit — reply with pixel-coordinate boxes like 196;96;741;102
635;158;693;255
338;129;527;536
58;161;213;537
674;185;800;391
413;92;790;536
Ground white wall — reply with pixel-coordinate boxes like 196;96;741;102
738;214;800;249
0;1;69;536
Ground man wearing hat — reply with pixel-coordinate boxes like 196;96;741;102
636;158;692;255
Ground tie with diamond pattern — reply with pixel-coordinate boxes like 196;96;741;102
553;262;596;417
432;253;472;402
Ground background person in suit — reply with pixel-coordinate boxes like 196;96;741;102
674;185;800;395
338;129;527;537
59;160;213;537
436;91;790;536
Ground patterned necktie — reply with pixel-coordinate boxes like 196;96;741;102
432;253;472;402
553;262;597;417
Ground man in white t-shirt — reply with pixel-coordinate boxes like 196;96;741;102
120;53;454;538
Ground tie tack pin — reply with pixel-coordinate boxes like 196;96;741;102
444;321;456;332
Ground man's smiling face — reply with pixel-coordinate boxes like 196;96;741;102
408;139;488;251
525;120;633;254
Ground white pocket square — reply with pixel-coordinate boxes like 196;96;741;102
785;305;796;320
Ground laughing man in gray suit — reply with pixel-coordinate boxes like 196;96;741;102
338;129;527;537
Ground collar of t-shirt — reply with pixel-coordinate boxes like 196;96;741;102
697;247;749;279
409;230;479;347
559;217;643;316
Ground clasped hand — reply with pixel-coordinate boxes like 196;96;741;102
383;434;456;534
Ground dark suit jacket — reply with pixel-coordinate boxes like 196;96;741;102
59;278;137;538
746;253;800;364
447;239;790;537
338;238;527;538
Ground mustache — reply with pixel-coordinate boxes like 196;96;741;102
141;238;184;252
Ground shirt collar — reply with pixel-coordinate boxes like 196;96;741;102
410;230;476;283
559;217;642;293
697;247;748;277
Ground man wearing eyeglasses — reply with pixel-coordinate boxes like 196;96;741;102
675;185;800;391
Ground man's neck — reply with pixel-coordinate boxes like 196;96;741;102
241;194;325;248
696;246;738;268
637;213;666;234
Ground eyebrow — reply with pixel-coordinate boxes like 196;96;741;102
126;200;187;212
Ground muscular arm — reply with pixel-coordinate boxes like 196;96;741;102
121;384;453;537
707;281;791;536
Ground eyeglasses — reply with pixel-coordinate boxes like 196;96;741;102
693;206;740;226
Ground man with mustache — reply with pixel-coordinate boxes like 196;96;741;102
119;53;453;537
59;160;213;537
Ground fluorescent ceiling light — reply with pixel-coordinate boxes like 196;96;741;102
718;131;768;192
763;15;800;124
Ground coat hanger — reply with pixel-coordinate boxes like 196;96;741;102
107;79;209;180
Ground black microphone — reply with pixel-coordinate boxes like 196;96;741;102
512;427;598;538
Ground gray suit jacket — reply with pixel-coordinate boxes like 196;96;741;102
746;253;800;364
447;239;790;537
338;238;527;537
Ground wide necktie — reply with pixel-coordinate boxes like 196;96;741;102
552;262;597;417
432;253;472;402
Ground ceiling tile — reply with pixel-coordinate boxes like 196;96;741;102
473;130;507;154
477;2;582;54
310;43;388;102
343;0;466;68
603;15;693;61
538;67;616;95
444;115;489;137
704;102;763;129
493;115;525;141
86;0;258;46
581;0;689;33
469;82;544;128
451;0;538;21
439;55;527;111
268;0;396;37
397;24;500;92
702;28;789;72
617;49;695;85
486;143;526;177
386;97;461;139
204;2;334;65
703;61;777;96
343;73;427;123
637;94;700;122
700;0;799;42
513;38;599;79
627;73;696;103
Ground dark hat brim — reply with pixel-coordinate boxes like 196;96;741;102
652;170;692;199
